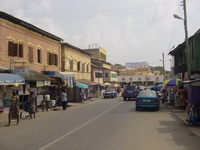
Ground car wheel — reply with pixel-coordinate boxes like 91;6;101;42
123;97;126;101
136;107;139;111
155;106;160;111
104;97;106;99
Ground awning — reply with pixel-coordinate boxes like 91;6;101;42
23;70;53;82
76;79;100;86
0;73;25;85
76;84;88;89
42;71;75;79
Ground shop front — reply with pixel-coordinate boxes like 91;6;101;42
42;71;75;103
0;73;25;107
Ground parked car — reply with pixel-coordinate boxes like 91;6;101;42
122;86;139;101
103;89;118;98
135;90;160;111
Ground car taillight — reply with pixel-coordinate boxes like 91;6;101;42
136;99;139;103
154;99;158;103
136;90;139;94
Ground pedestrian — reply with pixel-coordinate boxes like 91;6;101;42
27;92;35;118
61;89;67;110
160;87;166;104
80;91;84;102
7;91;20;126
178;85;187;110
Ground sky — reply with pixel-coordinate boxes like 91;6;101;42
0;0;200;71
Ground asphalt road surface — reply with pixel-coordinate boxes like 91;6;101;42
1;96;200;150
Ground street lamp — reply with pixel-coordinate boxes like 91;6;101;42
173;0;190;80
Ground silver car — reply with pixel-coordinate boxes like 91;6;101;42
103;89;118;98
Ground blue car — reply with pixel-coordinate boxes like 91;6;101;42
135;90;160;111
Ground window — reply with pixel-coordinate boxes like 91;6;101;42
105;73;109;78
86;63;89;72
111;73;117;78
82;62;85;72
70;57;73;70
95;72;102;78
37;49;42;63
77;61;80;71
47;52;57;66
28;47;33;62
8;41;23;57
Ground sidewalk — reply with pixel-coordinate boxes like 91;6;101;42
0;98;99;126
168;105;200;139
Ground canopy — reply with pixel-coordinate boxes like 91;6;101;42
42;71;75;79
0;73;25;85
163;78;181;86
76;84;88;89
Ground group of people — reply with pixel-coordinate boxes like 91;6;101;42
7;91;36;126
160;85;187;110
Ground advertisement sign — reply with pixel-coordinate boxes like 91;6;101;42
11;66;29;76
36;81;44;87
126;62;148;69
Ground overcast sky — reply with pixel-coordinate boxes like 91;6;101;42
1;0;200;70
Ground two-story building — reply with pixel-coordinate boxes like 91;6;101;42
0;11;63;73
169;29;200;107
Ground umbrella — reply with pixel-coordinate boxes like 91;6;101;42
163;78;181;86
147;86;154;89
76;84;88;89
157;84;165;87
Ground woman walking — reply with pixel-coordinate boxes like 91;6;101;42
7;91;20;126
27;92;36;118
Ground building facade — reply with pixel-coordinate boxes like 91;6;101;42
61;42;91;80
0;11;62;73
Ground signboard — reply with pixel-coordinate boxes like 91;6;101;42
11;66;29;76
126;62;148;69
44;81;51;86
37;81;44;87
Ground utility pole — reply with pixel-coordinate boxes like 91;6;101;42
159;53;165;81
162;53;165;81
183;0;190;80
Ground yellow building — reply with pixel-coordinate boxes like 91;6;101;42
84;46;106;62
61;42;91;80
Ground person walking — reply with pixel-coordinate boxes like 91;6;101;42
61;89;67;110
160;87;166;104
27;92;36;118
178;85;187;110
7;91;20;126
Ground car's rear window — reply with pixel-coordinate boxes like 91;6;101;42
125;86;136;90
105;89;113;92
138;92;156;97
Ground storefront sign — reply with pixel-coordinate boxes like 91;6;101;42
44;80;51;86
11;66;29;76
36;81;44;87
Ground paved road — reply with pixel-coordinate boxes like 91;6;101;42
0;97;200;150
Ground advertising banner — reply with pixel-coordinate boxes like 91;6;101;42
126;62;148;69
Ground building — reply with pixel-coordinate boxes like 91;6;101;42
61;42;91;80
84;47;117;85
0;11;63;73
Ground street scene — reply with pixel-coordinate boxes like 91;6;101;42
1;0;200;150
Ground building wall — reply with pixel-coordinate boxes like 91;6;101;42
61;45;91;80
91;67;103;84
0;18;61;73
